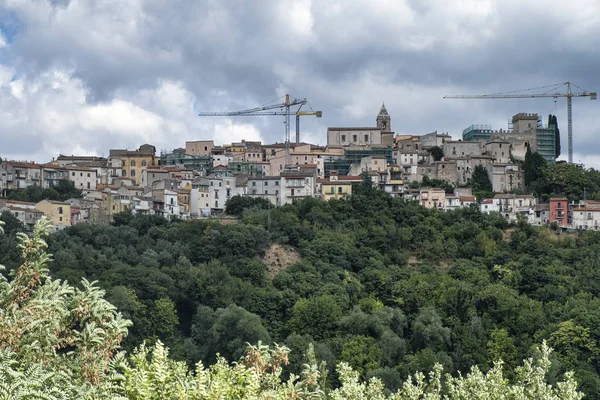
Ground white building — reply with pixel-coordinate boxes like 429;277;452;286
572;206;600;230
279;171;317;205
247;176;281;206
63;165;98;191
445;195;476;211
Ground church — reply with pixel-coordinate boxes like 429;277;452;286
326;104;394;147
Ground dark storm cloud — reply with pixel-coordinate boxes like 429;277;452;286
0;0;599;163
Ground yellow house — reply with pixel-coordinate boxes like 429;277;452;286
35;200;72;230
109;144;156;185
318;174;363;201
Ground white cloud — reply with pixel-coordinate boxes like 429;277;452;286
1;0;599;164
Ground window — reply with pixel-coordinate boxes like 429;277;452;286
265;190;268;194
87;173;90;177
210;181;213;186
219;182;222;187
338;187;342;193
275;181;279;186
58;207;63;214
141;160;147;166
252;181;256;186
59;217;62;222
305;156;307;161
226;189;231;197
265;181;269;186
353;135;357;142
131;170;135;176
365;134;369;142
122;170;126;176
204;146;208;151
87;182;90;189
341;135;346;142
215;201;218;208
72;172;75;177
130;160;136;166
499;143;502;148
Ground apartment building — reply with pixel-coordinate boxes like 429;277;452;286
35;200;71;231
0;200;44;230
109;144;156;185
1;161;42;189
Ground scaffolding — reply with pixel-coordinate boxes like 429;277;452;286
159;149;212;171
324;146;393;177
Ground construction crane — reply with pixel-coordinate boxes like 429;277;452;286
198;94;322;168
444;82;596;163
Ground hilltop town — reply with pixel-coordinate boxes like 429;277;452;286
0;105;592;231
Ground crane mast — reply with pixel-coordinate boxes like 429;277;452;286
444;82;596;163
198;94;321;169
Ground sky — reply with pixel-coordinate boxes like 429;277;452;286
1;0;599;166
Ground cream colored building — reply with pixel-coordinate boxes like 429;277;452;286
109;144;156;185
185;140;214;156
327;104;393;147
35;200;71;230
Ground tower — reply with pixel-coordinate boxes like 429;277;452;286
376;103;391;132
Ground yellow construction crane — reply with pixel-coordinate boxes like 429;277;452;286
444;82;596;163
198;94;321;167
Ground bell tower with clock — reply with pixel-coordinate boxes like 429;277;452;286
376;103;391;132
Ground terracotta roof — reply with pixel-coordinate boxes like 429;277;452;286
4;161;41;169
481;199;493;204
573;208;600;212
338;176;363;181
37;200;69;205
460;196;476;202
61;165;96;172
327;127;380;131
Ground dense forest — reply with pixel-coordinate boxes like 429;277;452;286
2;178;600;397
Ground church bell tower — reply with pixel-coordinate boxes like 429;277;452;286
376;103;391;132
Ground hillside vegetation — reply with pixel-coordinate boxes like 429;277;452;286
1;179;600;397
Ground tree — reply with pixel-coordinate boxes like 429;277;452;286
190;304;271;363
549;114;561;158
225;195;271;216
524;144;548;191
0;210;26;234
0;218;131;388
428;146;444;162
341;335;382;376
470;165;493;200
287;295;343;340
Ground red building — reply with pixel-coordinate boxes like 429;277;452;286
549;197;568;226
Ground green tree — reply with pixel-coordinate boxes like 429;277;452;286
225;195;271;216
341;335;382;376
150;297;179;342
287;295;342;340
470;164;493;200
524;144;548;191
191;304;271;363
487;328;517;368
0;210;26;234
549;320;599;370
428;146;444;162
549;114;561;158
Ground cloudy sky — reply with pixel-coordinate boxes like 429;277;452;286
1;0;599;165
